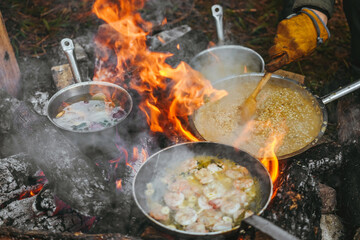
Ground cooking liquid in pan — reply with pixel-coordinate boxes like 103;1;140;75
53;93;126;132
145;156;261;233
193;80;323;157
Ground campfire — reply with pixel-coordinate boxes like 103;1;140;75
0;0;358;239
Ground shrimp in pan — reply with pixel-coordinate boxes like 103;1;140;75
198;195;212;210
174;207;198;226
220;199;241;215
194;168;214;184
212;219;233;231
145;156;259;233
186;222;207;233
233;178;254;191
203;181;226;200
149;203;170;221
164;191;184;209
197;209;223;227
179;157;198;172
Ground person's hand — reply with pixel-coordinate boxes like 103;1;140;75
266;8;330;72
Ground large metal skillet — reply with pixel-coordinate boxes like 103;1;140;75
190;73;360;160
133;142;299;239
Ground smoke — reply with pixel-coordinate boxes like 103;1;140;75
189;46;265;83
134;145;196;211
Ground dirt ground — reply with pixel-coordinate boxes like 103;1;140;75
0;0;352;135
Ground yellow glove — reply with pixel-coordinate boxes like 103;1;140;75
266;8;330;72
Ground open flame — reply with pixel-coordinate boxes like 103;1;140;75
260;136;280;183
92;0;280;183
116;179;122;189
92;0;227;141
257;123;286;184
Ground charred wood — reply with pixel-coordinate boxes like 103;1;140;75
0;89;114;217
290;142;354;178
141;226;175;240
0;184;43;209
33;185;58;216
0;193;94;233
0;226;139;240
262;163;322;240
0;153;42;207
0;195;37;227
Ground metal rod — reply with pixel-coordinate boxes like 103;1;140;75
321;78;360;104
212;5;224;45
244;215;300;240
60;38;82;83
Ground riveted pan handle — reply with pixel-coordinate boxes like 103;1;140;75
60;38;82;83
212;4;224;45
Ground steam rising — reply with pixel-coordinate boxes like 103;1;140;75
189;46;265;83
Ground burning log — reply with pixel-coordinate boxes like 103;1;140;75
291;142;350;178
0;193;90;233
0;195;38;228
0;153;43;207
0;89;114;217
262;162;322;240
0;153;38;194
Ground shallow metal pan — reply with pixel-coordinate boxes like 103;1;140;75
133;142;299;239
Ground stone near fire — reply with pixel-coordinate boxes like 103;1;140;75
51;64;75;90
319;183;337;214
320;214;344;240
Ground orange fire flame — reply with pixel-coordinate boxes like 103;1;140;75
157;36;165;44
92;0;227;141
161;18;167;26
92;0;281;183
260;136;280;183
116;179;122;189
232;120;283;183
111;145;148;190
257;121;286;184
19;184;44;200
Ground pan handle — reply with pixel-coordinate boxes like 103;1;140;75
211;5;224;45
321;78;360;104
60;38;82;84
244;215;300;240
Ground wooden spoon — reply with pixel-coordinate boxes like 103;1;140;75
238;72;272;123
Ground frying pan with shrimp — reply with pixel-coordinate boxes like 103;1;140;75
133;142;299;239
